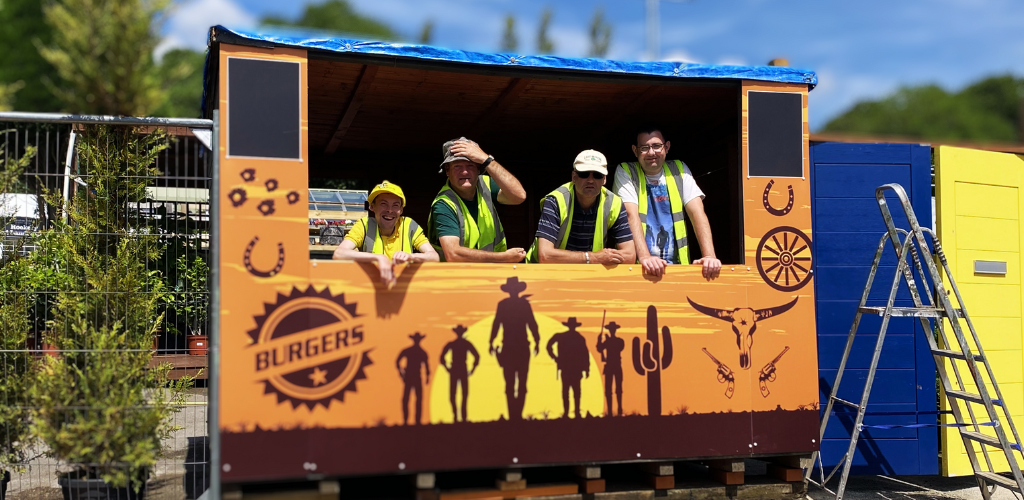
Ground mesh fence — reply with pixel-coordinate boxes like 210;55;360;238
0;118;212;500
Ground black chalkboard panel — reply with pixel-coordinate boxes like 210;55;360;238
228;58;301;159
748;91;802;178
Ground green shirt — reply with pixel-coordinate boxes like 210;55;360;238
428;177;501;246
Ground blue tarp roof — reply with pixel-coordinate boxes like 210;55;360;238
210;25;817;88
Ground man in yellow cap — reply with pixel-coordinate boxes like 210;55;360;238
428;137;528;262
332;180;438;286
528;150;635;264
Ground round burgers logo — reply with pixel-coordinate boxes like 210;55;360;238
247;286;372;409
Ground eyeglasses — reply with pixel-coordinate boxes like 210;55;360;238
575;170;605;180
638;143;665;153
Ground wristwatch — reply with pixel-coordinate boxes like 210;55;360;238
480;155;494;172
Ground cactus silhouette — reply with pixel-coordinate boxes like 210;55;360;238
631;305;673;415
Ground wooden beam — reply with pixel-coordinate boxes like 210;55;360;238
588;86;662;142
324;65;379;154
705;459;744;473
710;469;744;485
766;464;803;482
473;77;531;135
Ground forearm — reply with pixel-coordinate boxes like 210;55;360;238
538;241;588;263
445;245;512;263
409;251;440;263
687;207;716;259
616;241;637;263
332;247;384;263
625;209;651;259
487;161;526;204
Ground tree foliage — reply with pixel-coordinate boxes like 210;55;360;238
589;7;611;58
262;0;396;40
152;49;205;118
537;8;554;54
824;75;1024;144
37;0;170;116
0;0;61;111
501;15;518;52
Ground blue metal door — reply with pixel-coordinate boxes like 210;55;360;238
811;142;937;475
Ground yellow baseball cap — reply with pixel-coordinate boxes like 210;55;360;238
368;180;406;207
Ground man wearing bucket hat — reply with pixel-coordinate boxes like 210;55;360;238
527;149;635;264
428;137;528;262
613;125;721;279
333;180;438;286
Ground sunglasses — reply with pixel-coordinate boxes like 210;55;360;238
575;170;605;180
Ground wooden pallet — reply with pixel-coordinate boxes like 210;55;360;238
150;354;207;379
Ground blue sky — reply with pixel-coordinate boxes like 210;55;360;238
159;0;1024;129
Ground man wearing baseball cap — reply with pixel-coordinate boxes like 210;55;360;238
333;180;438;286
428;137;528;262
527;150;635;264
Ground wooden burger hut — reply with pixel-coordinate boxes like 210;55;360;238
203;24;820;490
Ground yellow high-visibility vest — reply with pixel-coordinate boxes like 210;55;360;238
526;182;623;263
359;216;419;255
428;176;506;261
619;159;690;264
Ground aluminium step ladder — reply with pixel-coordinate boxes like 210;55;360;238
807;183;1024;500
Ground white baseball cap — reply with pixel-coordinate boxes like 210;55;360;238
573;149;608;175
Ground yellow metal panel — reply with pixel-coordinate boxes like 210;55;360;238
936;146;1024;476
955;216;1020;252
954;250;1020;285
957;283;1021;318
954;182;1019;220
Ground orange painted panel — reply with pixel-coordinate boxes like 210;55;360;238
216;56;818;481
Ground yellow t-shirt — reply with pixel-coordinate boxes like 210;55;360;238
343;217;429;259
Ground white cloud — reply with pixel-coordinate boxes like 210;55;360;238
157;0;258;57
662;49;699;64
715;56;747;66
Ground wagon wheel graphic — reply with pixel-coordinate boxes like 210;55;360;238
756;226;813;292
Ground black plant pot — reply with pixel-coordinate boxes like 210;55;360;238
184;436;210;499
1;469;10;500
59;471;147;500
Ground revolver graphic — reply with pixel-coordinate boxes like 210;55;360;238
758;346;790;398
702;348;735;399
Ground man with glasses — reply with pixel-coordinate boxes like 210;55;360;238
527;150;634;264
428;137;528;262
613;126;721;278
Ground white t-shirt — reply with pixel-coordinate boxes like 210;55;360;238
612;161;705;264
612;161;704;206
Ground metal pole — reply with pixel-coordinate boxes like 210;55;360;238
0;111;213;128
209;109;221;500
645;0;659;61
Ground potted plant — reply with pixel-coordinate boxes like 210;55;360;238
29;125;194;499
171;254;209;356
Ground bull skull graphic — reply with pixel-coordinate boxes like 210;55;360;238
687;297;798;369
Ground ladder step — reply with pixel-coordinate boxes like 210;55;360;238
946;390;986;405
976;471;1022;492
858;306;963;318
830;396;860;409
931;349;984;362
962;431;1007;448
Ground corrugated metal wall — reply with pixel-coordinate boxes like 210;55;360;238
811;142;938;475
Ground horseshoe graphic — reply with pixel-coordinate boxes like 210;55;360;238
244;236;285;278
762;180;794;217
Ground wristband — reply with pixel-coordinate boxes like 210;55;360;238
480;155;494;172
585;251;590;264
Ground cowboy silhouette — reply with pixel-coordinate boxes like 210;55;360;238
596;320;625;416
547;317;591;419
396;332;430;425
440;324;480;423
489;277;540;421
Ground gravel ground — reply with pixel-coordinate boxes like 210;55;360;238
807;474;1023;500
